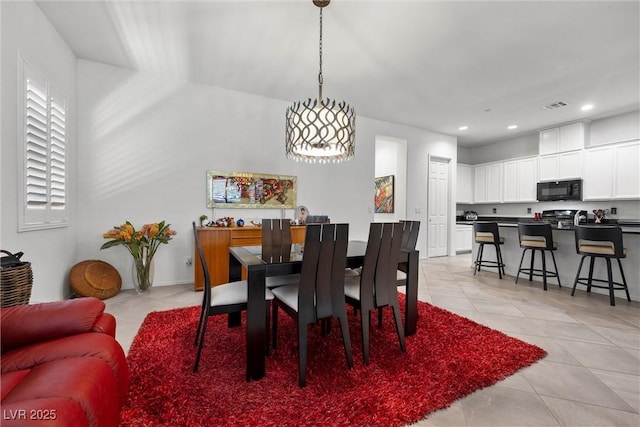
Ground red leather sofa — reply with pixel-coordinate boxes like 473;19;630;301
1;297;129;427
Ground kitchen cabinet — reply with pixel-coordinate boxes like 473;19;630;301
538;150;582;181
584;140;640;200
613;141;640;199
539;122;585;155
474;165;488;203
474;163;503;203
503;157;538;202
456;164;473;203
583;146;613;200
487;163;503;202
455;224;473;253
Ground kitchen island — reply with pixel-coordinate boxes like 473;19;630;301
459;219;640;303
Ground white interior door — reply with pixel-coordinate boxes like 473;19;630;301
428;157;449;257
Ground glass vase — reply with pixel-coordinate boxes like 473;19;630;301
132;256;153;294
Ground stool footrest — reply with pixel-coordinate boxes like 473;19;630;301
574;277;628;291
517;267;559;279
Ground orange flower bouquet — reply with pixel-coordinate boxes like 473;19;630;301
101;221;176;293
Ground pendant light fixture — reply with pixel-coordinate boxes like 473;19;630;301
285;0;356;164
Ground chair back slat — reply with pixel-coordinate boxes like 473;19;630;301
298;225;322;323
330;224;350;310
400;220;421;251
374;223;404;306
315;224;336;319
262;219;292;262
359;223;383;308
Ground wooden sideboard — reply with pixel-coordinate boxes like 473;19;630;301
194;225;306;291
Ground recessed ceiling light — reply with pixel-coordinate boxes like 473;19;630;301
581;104;594;111
507;125;518;130
458;126;468;131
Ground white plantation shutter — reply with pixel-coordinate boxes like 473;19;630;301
49;88;67;212
25;74;48;210
19;56;68;231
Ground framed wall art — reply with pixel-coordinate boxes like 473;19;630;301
374;175;394;213
206;170;297;209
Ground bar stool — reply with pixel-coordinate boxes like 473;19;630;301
572;225;631;306
473;222;506;279
515;223;560;290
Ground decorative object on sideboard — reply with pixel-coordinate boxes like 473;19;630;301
295;205;309;225
285;0;356;164
593;209;608;223
101;221;176;294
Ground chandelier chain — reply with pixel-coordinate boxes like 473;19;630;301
318;7;323;101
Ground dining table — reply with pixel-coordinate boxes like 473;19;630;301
228;241;419;381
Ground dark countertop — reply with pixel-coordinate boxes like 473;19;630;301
456;217;640;234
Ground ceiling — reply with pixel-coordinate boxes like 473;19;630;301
35;0;640;147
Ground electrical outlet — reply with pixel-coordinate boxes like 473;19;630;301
185;256;193;266
526;207;532;214
492;208;497;214
611;207;617;215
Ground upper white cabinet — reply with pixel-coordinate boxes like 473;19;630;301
584;140;640;200
583;146;613;200
538;151;582;181
487;163;503;202
539;122;586;155
613;141;640;199
474;162;503;203
539;128;559;155
456;164;474;203
503;157;538;202
474;165;488;203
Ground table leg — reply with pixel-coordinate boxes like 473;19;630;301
228;253;242;327
246;265;267;381
404;249;419;336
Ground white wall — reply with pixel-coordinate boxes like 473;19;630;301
1;1;78;302
589;110;639;146
374;136;407;222
76;60;457;290
2;1;457;298
466;133;539;164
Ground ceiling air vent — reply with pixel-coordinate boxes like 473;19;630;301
543;101;569;110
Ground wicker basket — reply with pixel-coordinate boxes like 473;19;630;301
0;262;33;308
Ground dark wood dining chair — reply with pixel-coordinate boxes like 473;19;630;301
262;218;300;289
270;223;353;387
192;222;274;372
345;222;406;365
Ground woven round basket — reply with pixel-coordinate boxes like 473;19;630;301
69;260;121;299
0;262;33;307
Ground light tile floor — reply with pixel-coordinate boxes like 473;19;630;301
104;253;640;426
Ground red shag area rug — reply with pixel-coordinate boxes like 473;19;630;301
121;296;546;426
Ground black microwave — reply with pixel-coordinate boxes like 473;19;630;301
537;179;582;201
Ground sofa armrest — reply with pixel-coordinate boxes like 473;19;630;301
92;312;116;338
1;298;106;351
